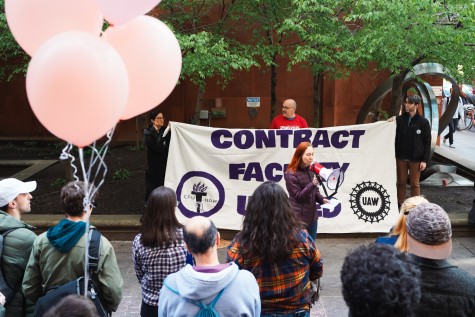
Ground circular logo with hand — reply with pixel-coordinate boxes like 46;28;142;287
176;171;225;218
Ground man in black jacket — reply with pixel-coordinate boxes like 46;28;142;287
389;94;431;208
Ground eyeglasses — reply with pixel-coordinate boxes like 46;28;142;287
282;106;295;110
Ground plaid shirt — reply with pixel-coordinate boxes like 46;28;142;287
132;228;187;306
226;230;323;314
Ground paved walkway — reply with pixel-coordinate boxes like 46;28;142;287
112;236;475;317
435;125;475;172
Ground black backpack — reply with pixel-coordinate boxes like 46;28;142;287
0;228;19;306
34;228;110;317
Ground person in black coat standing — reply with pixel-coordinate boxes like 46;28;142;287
388;94;431;209
144;111;171;201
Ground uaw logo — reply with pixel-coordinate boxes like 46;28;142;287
176;171;225;218
349;181;391;223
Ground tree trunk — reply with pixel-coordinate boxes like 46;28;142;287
192;85;206;125
389;70;409;116
313;73;323;128
269;53;277;123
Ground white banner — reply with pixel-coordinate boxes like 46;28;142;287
165;121;398;233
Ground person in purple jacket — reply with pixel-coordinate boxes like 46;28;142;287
285;142;329;240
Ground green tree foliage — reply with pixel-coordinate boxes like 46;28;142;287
229;0;297;122
282;0;355;77
2;0;474;125
344;0;475;115
0;0;29;80
155;1;258;124
279;0;357;126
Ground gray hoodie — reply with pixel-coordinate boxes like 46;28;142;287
159;262;261;316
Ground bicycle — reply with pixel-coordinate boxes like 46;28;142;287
458;104;474;130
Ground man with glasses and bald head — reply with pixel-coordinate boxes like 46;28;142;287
270;99;309;129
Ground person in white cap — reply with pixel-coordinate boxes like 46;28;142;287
406;202;475;317
0;178;37;317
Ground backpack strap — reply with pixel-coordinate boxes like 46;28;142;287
87;228;101;274
194;288;225;312
163;267;240;316
0;228;18;237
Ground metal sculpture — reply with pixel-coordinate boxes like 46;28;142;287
356;63;461;161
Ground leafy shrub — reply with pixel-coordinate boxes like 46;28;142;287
128;144;145;151
113;168;132;180
50;178;67;188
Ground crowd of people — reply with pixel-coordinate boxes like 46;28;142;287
1;175;473;317
0;94;473;317
0;178;122;317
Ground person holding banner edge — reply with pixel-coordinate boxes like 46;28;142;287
285;142;329;240
388;94;431;209
144;111;171;202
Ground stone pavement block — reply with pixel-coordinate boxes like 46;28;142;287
309;300;325;317
318;274;342;297
112;241;141;317
315;296;348;317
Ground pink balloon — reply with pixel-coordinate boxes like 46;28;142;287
5;0;103;56
26;31;129;147
104;16;182;120
95;0;162;26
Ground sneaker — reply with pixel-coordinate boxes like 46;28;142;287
449;144;455;148
443;138;447;145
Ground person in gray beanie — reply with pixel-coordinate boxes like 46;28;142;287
406;203;475;317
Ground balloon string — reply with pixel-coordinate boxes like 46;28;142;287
60;125;116;298
60;143;79;182
87;125;114;200
80;125;115;296
78;148;90;297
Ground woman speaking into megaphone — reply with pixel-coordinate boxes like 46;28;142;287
284;142;330;240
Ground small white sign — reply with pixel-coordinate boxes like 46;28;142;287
246;97;260;108
432;86;443;97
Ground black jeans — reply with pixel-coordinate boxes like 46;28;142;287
444;118;458;145
140;301;158;317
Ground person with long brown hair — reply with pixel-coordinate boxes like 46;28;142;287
132;186;187;317
227;181;323;316
285;141;329;240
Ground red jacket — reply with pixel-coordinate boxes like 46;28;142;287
284;166;325;224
